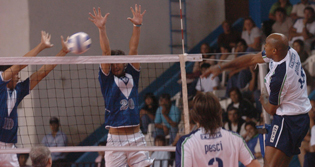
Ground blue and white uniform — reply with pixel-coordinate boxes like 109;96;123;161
176;128;254;167
0;72;30;167
99;64;154;167
262;48;311;156
99;64;140;128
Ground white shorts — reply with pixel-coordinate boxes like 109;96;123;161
105;131;154;167
0;142;19;167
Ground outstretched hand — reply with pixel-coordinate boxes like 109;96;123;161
89;7;110;29
41;31;53;48
127;4;146;25
200;65;222;79
60;36;69;53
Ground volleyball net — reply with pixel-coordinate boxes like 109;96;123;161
0;54;202;154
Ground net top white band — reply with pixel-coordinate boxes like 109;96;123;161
0;54;202;65
0;146;176;154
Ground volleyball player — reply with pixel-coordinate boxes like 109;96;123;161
202;33;311;167
176;92;260;167
0;31;69;167
89;5;153;167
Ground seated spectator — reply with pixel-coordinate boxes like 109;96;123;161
154;94;181;145
227;87;258;122
192;43;216;75
95;141;106;167
150;135;171;167
269;0;293;21
140;93;158;134
195;63;219;94
243;121;263;167
18;153;31;167
218;44;232;62
272;7;293;38
223;107;246;137
30;146;52;167
172;110;197;146
217;20;241;49
293;39;309;63
241;17;262;51
41;117;68;166
289;7;315;52
291;0;315;21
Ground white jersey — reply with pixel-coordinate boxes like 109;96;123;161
175;128;254;167
262;48;311;115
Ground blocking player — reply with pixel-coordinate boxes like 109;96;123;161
89;5;154;167
0;31;69;167
176;92;260;167
202;33;311;167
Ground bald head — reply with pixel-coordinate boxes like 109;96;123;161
266;33;289;54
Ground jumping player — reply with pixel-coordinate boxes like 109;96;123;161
0;31;69;167
175;92;260;167
89;5;153;167
202;33;311;167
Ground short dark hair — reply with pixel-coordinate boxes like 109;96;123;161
18;153;29;159
154;135;166;144
245;121;257;130
49;117;60;124
304;6;315;14
220;43;231;52
191;92;222;135
0;65;12;72
227;107;240;116
293;39;305;48
200;63;211;69
160;93;171;101
98;141;107;146
229;87;243;100
236;39;248;50
111;50;125;55
274;7;286;15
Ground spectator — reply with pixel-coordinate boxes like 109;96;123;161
41;117;68;166
195;63;219;94
154;94;181;145
227;87;258;122
272;7;293;38
150;135;170;167
269;0;293;21
217;20;241;49
243;121;263;167
140;93;159;134
218;43;232;62
293;39;309;63
241;17;262;51
291;0;315;21
192;43;216;74
95;141;106;167
171;111;197;146
223;107;246;137
289;7;315;52
18;153;31;167
30;146;52;167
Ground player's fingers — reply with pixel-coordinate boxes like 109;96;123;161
104;13;110;20
139;5;141;13
130;7;135;16
89;13;95;19
135;4;138;12
98;7;101;16
93;7;97;16
141;10;146;16
88;17;94;22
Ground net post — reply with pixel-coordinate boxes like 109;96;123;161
179;53;190;135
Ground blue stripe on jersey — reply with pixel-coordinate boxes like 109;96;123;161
269;62;286;105
262;50;266;57
175;129;200;167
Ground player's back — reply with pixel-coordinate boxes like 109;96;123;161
176;128;254;167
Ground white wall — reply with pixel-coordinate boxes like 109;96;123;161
0;0;225;147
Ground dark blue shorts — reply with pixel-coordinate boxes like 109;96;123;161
265;113;310;157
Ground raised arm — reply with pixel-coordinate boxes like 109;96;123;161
201;52;265;79
2;31;53;81
127;4;146;70
89;7;110;74
29;36;69;90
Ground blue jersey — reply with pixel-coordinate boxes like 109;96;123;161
0;73;29;143
99;64;140;128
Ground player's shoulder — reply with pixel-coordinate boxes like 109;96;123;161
177;129;200;148
221;128;244;141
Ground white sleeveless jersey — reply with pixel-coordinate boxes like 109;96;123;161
262;48;311;115
176;128;254;167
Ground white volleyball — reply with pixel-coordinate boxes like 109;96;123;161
67;32;92;54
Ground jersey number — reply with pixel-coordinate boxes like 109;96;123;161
208;157;223;167
298;66;306;89
120;99;135;110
